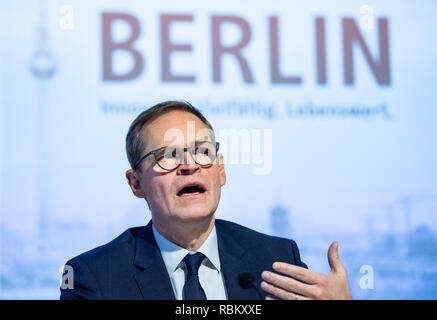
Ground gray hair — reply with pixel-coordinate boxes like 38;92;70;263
125;100;214;170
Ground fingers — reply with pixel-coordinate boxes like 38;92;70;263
261;281;311;300
271;262;321;284
327;241;344;274
261;270;317;298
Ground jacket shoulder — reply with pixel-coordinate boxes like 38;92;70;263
68;226;143;264
215;219;307;268
60;226;145;300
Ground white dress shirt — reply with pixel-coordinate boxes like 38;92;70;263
152;223;228;300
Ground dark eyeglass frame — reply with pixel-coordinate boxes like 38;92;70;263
133;141;220;171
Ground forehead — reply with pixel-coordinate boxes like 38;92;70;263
142;110;213;149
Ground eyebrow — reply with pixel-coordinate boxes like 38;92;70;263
148;140;214;151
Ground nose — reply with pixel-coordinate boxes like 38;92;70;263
176;148;200;175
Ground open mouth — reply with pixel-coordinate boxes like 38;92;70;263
177;184;206;197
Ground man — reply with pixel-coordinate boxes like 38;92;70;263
60;101;351;300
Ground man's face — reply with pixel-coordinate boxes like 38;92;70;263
126;111;226;225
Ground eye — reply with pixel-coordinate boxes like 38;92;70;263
164;146;179;159
195;146;209;156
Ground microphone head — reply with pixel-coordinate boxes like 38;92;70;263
238;272;255;289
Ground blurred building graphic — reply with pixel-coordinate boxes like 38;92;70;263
269;196;437;299
270;203;292;239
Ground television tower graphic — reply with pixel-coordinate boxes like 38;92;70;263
30;0;57;253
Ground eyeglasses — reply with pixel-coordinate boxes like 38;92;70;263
134;141;220;172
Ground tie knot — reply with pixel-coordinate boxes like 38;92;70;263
183;252;205;276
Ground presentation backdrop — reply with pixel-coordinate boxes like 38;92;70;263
1;0;436;299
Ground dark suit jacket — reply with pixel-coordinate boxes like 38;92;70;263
60;219;307;300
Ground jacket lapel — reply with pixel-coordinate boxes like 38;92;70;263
133;221;176;300
216;221;264;300
132;219;263;300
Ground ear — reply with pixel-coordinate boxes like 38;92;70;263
126;169;147;198
217;153;226;187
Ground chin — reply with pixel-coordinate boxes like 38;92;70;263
174;206;215;222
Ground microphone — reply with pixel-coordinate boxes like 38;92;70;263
238;272;264;299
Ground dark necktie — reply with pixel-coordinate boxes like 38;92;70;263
182;252;207;300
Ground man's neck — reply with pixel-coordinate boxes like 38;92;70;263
152;215;215;252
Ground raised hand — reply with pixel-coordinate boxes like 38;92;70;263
260;242;352;300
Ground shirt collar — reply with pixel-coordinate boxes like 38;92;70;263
152;223;221;276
